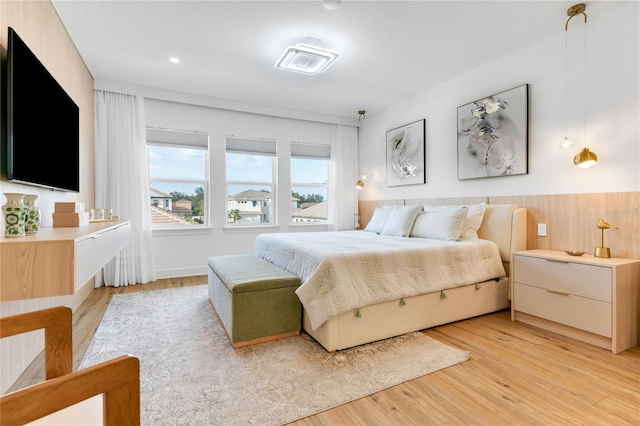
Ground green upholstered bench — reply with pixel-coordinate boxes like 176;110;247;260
207;254;302;348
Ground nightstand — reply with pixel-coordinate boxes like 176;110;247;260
512;249;640;354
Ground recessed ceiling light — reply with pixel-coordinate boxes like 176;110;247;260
324;0;341;11
169;57;180;64
275;38;340;75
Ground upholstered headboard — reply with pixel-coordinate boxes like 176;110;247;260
478;204;527;264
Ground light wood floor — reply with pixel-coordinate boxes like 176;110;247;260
11;277;640;425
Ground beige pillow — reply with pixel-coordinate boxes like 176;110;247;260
423;203;485;239
410;207;468;240
381;205;422;237
364;208;393;234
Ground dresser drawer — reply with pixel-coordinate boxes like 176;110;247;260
514;283;612;337
514;255;611;302
75;232;109;288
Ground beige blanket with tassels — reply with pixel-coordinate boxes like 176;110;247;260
255;231;505;331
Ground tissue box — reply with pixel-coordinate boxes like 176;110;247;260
53;211;90;227
54;202;85;213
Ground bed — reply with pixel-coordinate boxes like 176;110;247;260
254;203;527;352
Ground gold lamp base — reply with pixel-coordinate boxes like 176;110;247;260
594;246;611;258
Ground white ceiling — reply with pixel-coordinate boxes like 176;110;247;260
51;0;622;120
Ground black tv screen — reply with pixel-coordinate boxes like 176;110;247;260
7;27;80;192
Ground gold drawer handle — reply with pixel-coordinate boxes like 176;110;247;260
547;289;570;296
545;259;569;264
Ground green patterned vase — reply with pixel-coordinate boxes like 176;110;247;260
23;194;41;234
2;193;26;237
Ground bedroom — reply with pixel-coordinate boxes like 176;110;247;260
1;0;638;423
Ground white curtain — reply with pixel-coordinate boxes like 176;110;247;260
330;124;359;231
94;90;156;286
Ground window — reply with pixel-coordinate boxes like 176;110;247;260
226;138;276;225
147;128;209;227
290;143;330;224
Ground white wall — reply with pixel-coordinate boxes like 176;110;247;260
106;1;638;279
144;99;333;277
357;1;639;201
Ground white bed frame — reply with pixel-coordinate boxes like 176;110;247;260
303;204;527;352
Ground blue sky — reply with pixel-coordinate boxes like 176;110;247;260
148;148;328;197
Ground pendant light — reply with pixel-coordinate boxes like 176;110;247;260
563;4;598;167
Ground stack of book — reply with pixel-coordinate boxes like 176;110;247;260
52;202;89;227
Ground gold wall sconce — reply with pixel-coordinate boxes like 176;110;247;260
355;173;366;190
595;218;617;258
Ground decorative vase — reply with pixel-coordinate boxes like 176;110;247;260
2;193;27;237
23;194;41;234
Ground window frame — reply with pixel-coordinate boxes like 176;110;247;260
290;142;331;225
225;137;277;227
146;127;210;230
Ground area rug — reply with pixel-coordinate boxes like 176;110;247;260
81;285;470;425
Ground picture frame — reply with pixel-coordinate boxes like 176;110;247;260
386;119;426;187
457;84;528;180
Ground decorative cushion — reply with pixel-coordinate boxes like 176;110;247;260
410;207;468;241
381;205;422;237
364;208;394;234
423;202;485;240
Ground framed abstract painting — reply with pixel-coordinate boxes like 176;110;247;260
386;119;426;187
457;84;528;180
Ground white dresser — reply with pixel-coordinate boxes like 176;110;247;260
1;221;131;302
512;249;640;354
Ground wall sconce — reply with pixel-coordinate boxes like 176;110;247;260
573;147;597;168
355;173;366;190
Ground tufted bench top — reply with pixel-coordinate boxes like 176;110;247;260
207;255;300;294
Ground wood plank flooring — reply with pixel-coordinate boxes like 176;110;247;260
10;277;640;425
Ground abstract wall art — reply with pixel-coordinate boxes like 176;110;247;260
386;119;426;187
457;84;528;180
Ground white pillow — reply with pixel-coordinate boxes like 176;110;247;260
423;203;485;239
410;207;468;241
364;208;393;234
381;205;422;237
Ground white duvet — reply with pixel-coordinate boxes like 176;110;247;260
254;230;505;330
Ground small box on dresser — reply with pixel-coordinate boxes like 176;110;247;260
54;202;85;213
512;249;640;354
53;212;90;227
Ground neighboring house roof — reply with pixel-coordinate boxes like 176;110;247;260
292;201;327;220
229;190;271;201
150;205;190;225
299;202;319;209
150;187;172;198
171;204;192;214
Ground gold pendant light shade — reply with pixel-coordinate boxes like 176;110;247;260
573;147;597;168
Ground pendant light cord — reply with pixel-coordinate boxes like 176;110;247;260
564;29;569;138
583;19;587;148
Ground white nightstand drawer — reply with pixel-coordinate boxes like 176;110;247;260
514;255;611;302
514;283;612;337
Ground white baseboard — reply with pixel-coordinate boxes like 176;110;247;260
155;266;208;280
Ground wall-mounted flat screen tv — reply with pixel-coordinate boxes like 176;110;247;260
7;27;80;192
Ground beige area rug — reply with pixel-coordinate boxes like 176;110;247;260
81;285;470;425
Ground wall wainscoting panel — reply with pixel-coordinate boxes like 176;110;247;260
359;192;639;261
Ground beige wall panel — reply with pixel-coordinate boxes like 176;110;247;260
490;192;639;260
1;0;95;394
359;192;638;261
407;197;488;208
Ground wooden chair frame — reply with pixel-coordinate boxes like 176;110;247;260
0;306;140;426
